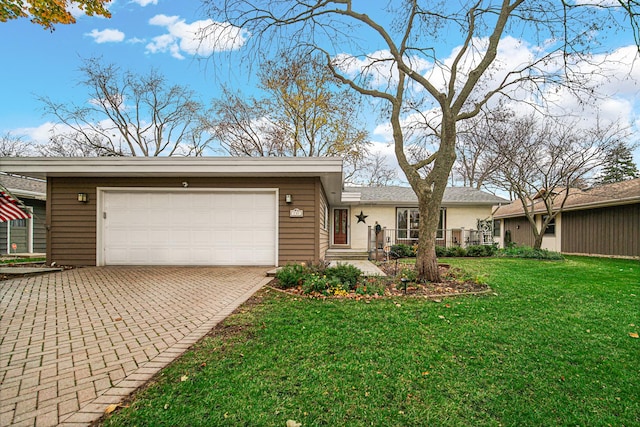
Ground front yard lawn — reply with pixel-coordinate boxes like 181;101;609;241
102;256;639;426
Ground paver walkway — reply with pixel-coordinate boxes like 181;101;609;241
0;266;271;427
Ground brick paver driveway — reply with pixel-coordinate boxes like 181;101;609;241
0;266;271;426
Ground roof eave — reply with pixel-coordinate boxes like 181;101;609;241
0;157;345;205
494;197;640;219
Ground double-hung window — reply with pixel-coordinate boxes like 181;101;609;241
543;215;556;235
396;208;446;240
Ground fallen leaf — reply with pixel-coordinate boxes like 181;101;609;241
422;371;430;376
286;420;302;427
104;404;118;414
113;317;122;321
629;332;639;339
438;315;445;319
164;403;169;410
180;375;189;382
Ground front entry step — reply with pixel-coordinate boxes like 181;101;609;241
325;249;369;261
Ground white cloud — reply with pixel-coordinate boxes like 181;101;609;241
132;0;158;6
127;37;146;44
86;28;125;43
12;122;56;145
146;14;249;59
334;50;431;88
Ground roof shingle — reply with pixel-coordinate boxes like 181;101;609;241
494;178;640;218
351;185;509;205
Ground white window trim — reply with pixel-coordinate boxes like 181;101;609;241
5;206;33;253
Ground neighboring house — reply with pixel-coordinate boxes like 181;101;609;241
1;157;508;266
0;173;47;255
340;186;509;256
493;178;640;258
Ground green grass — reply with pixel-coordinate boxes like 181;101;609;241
0;257;46;264
103;256;640;427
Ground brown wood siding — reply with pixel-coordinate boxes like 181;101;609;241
48;176;323;266
503;217;536;247
318;183;329;260
562;203;640;257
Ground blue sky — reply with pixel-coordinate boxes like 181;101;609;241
0;0;239;135
1;1;639;172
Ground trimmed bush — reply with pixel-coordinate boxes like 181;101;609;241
275;264;306;288
465;244;498;257
324;263;362;290
498;246;564;260
450;246;468;257
390;244;416;258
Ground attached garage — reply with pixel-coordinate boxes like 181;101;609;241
99;189;278;266
0;157;344;267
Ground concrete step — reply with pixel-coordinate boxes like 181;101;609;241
325;249;369;261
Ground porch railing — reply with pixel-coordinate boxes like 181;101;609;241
368;227;495;258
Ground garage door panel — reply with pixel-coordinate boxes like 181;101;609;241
103;190;276;266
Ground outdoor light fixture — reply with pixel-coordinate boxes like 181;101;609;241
77;193;89;203
285;194;293;204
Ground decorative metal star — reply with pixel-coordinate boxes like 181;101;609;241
356;210;368;223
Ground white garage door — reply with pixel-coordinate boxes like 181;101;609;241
101;190;277;266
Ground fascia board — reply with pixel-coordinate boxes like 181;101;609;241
0;157;343;178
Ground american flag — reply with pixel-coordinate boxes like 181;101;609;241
0;187;31;223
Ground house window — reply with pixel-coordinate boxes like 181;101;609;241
11;219;27;228
396;208;445;240
493;219;501;237
543;215;555;235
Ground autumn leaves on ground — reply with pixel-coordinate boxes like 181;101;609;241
98;256;639;426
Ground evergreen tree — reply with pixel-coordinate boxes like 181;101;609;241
597;141;639;184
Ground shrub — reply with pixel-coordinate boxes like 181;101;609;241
450;246;468;257
435;245;447;257
465;244;498;257
399;266;418;282
302;274;341;295
324;263;362;290
275;264;306;288
390;244;416;258
498;246;564;260
355;276;387;296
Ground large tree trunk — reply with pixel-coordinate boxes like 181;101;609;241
533;231;544;250
414;190;443;282
411;117;457;283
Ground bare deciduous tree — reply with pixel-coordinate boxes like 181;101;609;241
488;115;625;248
454;111;510;189
0;133;35;156
206;53;371;181
40;57;210;157
203;0;639;280
347;151;398;187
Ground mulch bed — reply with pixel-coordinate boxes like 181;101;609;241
269;263;491;299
